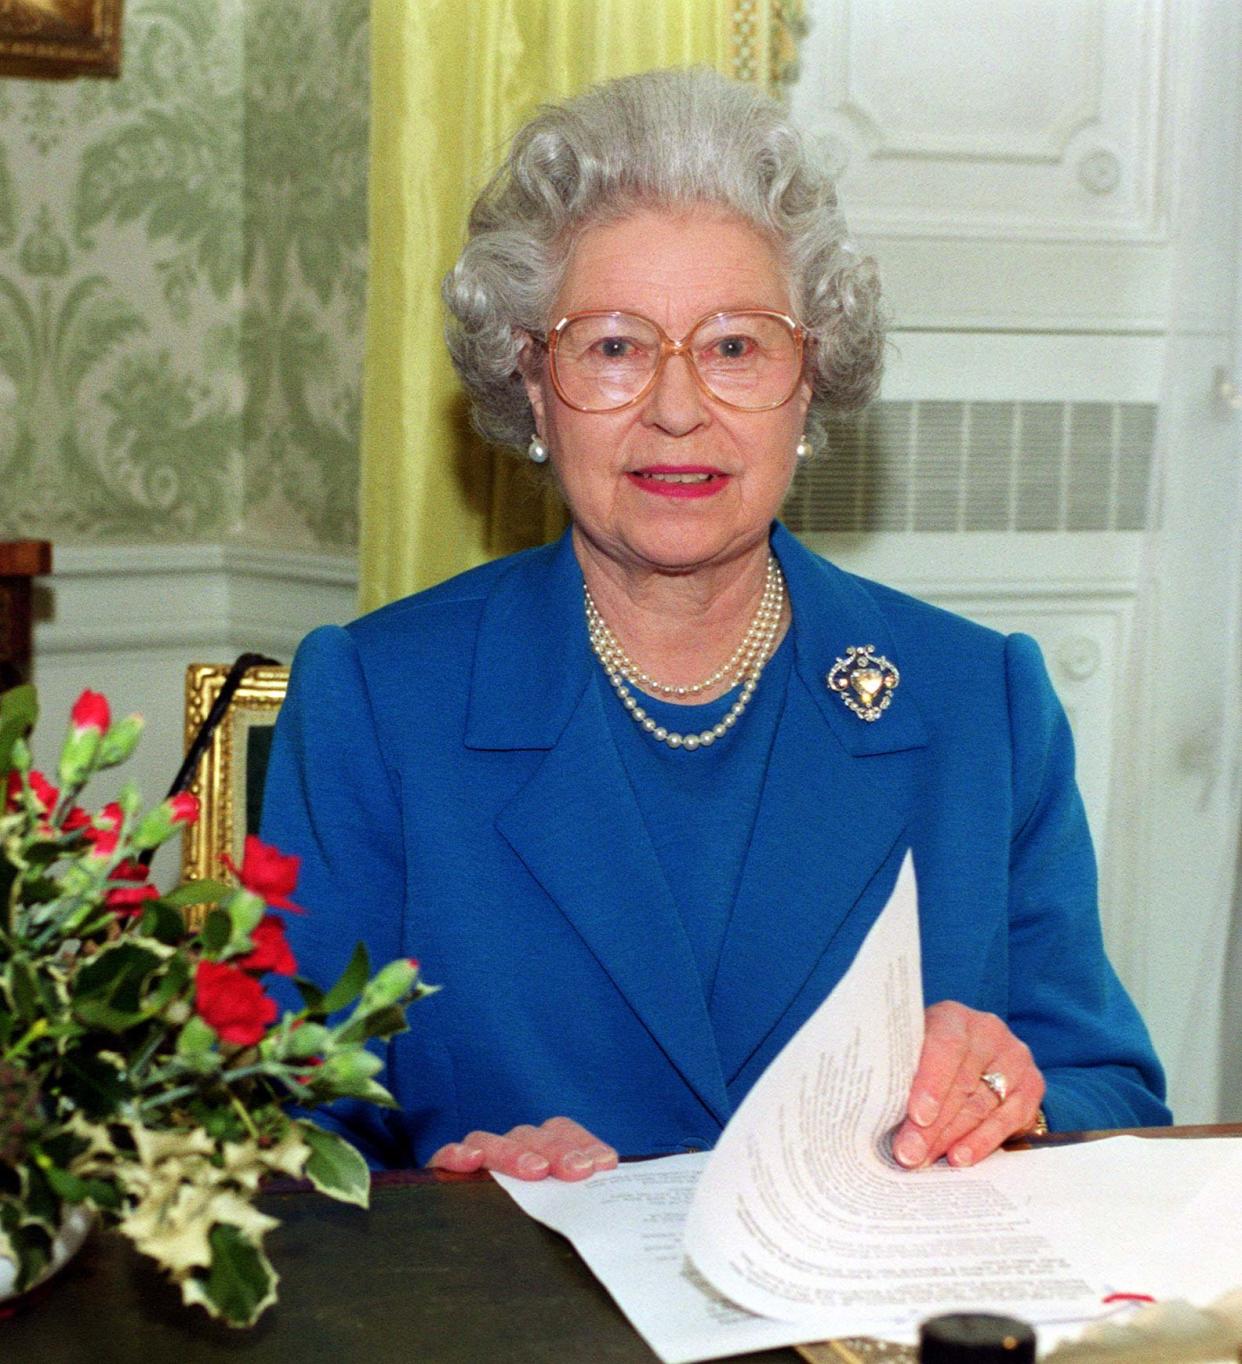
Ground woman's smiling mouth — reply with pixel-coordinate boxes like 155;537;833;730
627;467;729;498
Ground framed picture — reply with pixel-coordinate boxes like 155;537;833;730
0;0;123;79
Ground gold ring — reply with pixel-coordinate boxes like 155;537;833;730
980;1070;1008;1103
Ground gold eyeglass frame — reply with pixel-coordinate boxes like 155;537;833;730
544;308;811;414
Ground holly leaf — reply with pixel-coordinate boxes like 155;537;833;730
299;1123;369;1209
186;1222;278;1328
139;897;192;945
72;942;162;1013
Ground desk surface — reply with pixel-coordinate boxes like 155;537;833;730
3;1125;1239;1364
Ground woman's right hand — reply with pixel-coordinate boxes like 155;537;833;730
427;1116;619;1181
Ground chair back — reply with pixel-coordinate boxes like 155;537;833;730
181;662;289;883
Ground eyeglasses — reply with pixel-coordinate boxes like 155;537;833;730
544;309;809;414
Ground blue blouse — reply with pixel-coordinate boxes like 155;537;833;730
603;635;793;992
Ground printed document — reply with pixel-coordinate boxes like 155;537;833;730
497;854;1242;1362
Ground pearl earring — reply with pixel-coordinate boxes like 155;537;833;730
528;434;549;464
795;434;812;460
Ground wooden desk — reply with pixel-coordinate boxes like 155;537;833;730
3;1126;1239;1364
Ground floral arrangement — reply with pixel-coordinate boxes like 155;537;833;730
0;684;432;1326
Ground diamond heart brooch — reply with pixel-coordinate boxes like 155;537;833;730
826;644;900;722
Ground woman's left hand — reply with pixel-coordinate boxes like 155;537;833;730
891;1001;1046;1170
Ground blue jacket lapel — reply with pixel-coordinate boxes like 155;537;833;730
461;525;929;1123
467;532;731;1127
709;526;930;1084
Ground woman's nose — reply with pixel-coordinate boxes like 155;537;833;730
641;349;709;435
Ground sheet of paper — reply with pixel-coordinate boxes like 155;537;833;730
682;852;1107;1337
498;1154;832;1363
496;851;1242;1362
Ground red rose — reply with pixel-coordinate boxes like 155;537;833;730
106;884;160;916
194;960;278;1046
71;690;111;733
237;915;297;976
168;791;199;826
222;835;303;912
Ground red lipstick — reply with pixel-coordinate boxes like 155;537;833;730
626;466;729;499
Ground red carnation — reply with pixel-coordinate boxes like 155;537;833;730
237;915;297;977
84;803;124;860
110;859;149;884
168;791;199;826
106;884;160;916
62;805;92;832
194;960;278;1046
5;769;59;813
222;835;302;912
71;690;111;733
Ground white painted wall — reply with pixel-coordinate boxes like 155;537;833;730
28;547;357;884
789;0;1242;1120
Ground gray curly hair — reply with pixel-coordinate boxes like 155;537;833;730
442;67;884;453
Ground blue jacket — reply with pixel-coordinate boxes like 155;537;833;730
261;524;1169;1167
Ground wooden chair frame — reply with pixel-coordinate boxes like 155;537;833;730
181;663;289;884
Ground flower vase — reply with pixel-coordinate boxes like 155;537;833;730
0;1206;94;1310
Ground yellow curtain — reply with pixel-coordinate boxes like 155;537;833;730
359;1;804;611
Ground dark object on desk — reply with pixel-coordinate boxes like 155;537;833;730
919;1313;1035;1362
0;540;51;692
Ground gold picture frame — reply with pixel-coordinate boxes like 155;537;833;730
0;0;123;79
181;662;289;889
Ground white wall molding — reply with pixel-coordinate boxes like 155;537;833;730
795;0;1167;244
34;544;358;659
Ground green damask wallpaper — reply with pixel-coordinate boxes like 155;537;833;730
0;0;368;550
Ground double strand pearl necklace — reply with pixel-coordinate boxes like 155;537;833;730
584;554;785;751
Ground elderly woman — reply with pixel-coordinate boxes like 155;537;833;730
261;68;1168;1180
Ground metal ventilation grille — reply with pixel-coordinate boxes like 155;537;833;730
782;401;1155;533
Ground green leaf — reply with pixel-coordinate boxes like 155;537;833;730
318;943;370;1015
0;684;36;779
138;898;190;946
144;953;190;1010
195;1222;278;1328
292;976;325;1013
161;878;232;910
59;1050;127;1119
43;1166;93;1203
201;908;231;955
73;942;162;1013
300;1123;369;1209
71;999;149;1033
176;1014;217;1056
7;957;38;1022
